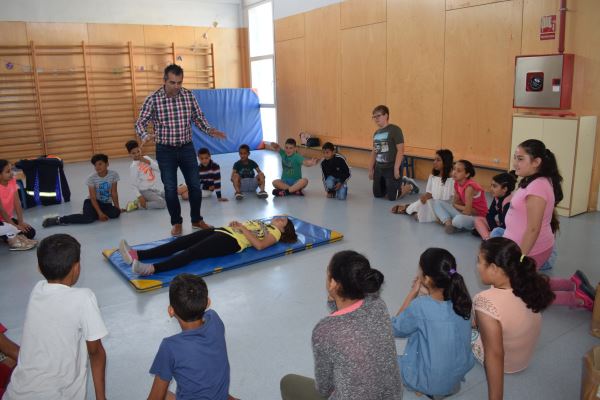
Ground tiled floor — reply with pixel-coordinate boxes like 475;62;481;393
1;150;598;399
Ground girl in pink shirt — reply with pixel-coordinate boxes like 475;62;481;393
0;160;37;250
473;237;555;400
432;159;488;234
503;139;594;310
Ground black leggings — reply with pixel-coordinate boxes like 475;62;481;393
60;199;120;224
137;229;241;273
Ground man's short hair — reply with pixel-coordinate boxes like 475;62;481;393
125;140;139;153
91;154;109;165
169;274;209;322
198;147;210;156
322;142;335;152
239;144;250;152
372;105;389;117
37;234;81;281
285;138;297;147
164;64;184;80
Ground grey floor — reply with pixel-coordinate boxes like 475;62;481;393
1;150;599;399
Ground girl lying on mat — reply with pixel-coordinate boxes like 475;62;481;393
119;217;298;276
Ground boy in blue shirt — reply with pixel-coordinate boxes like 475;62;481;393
147;274;234;400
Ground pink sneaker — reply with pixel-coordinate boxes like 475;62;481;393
574;287;594;311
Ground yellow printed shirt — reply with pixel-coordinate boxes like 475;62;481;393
218;220;282;251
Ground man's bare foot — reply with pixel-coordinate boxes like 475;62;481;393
171;224;183;237
192;220;213;230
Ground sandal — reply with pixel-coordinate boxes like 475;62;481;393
391;204;408;214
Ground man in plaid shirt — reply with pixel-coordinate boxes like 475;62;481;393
135;64;226;236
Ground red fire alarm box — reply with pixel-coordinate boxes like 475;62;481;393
513;54;574;109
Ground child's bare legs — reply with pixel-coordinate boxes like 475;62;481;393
473;217;490;240
177;184;189;200
288;179;308;192
166;391;176;400
256;172;266;191
232;173;242;194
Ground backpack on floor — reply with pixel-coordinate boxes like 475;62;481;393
16;156;71;207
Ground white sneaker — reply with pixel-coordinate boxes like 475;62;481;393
119;239;133;265
132;259;154;276
8;235;36;251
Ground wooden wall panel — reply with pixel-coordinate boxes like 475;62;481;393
340;22;386;148
26;23;88;44
274;14;305;42
87;24;145;45
305;4;341;139
387;0;445;156
340;0;386;29
275;38;306;141
442;0;523;168
446;0;511;10
201;28;243;88
0;22;28;45
521;0;559;54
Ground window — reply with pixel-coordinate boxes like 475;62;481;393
247;1;276;142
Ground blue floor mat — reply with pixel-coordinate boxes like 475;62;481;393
103;216;343;292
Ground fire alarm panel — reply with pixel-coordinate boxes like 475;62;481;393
514;54;574;109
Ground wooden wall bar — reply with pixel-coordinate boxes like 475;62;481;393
274;0;600;210
0;21;244;163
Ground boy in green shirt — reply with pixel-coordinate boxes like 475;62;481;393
271;138;318;196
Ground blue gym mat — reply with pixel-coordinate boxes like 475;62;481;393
103;217;343;292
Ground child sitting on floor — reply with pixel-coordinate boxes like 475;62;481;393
473;172;516;240
231;144;268;200
125;140;166;211
5;234;108;400
0;159;37;249
320;142;351;200
147;273;237;400
178;148;227;202
43;153;122;227
472;237;555;400
392;248;474;398
271;138;318;197
391;149;454;221
0;322;19;398
432;159;488;234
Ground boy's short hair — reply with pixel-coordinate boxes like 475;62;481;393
198;148;210;156
372;105;389;117
170;274;209;322
322;142;335;152
239;144;250;152
125;140;139;153
91;153;108;165
37;234;81;281
285;138;297;147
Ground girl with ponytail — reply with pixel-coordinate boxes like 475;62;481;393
503;139;595;310
280;251;402;400
391;248;474;398
472;237;555;400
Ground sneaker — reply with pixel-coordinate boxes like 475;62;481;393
403;177;420;194
42;216;60;228
574;287;594;311
119;239;136;265
292;190;304;196
571;270;596;300
235;192;244;200
126;200;139;212
257;190;268;199
272;189;286;197
132;259;155;276
8;235;36;251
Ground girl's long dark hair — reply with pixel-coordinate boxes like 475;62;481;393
492;171;517;196
432;149;454;184
480;238;555;313
420;248;471;319
518;139;563;233
328;250;384;300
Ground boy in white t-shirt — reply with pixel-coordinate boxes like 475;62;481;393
5;234;108;400
125;140;166;211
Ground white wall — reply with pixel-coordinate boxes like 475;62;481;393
272;0;341;19
0;0;243;28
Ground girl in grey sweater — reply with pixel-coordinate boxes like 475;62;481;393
281;250;403;400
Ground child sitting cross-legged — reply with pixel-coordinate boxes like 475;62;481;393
320;142;351;200
124;140;166;211
473;172;517;240
5;234;108;399
271;138;318;197
147;273;238;400
43;153;122;227
231;144;268;200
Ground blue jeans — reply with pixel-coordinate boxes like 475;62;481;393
324;176;348;200
431;199;476;230
156;142;202;225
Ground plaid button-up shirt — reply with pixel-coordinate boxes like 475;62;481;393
135;86;212;146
